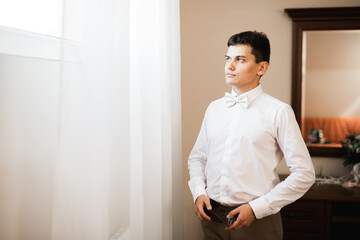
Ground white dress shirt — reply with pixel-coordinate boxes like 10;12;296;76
188;84;315;219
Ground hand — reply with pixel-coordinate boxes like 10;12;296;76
225;203;255;231
194;194;212;221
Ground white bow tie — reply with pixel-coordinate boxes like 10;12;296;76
225;92;249;108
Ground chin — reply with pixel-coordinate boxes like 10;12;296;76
225;78;236;86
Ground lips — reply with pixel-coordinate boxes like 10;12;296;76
226;73;236;77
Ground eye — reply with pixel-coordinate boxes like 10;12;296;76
225;56;231;61
237;57;245;62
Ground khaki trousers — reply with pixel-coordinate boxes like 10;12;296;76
201;200;283;240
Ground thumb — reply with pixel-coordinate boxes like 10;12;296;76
226;209;236;218
205;198;212;210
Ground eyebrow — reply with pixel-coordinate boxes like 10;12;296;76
225;55;247;58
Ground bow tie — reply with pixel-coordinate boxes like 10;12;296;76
225;92;249;108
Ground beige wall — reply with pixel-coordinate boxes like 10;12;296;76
180;0;360;239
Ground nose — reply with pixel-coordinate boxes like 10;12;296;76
227;60;236;70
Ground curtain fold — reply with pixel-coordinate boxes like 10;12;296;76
129;0;182;238
0;0;182;239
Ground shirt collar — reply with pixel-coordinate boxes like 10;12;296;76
230;84;263;107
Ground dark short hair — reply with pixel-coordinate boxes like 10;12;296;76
227;31;270;63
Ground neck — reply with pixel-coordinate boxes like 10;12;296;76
232;83;260;95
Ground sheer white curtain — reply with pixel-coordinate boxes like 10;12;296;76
0;0;182;239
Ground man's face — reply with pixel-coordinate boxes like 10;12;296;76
224;44;267;93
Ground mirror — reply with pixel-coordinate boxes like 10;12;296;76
285;7;360;157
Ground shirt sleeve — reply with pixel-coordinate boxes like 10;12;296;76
188;107;209;203
249;105;315;219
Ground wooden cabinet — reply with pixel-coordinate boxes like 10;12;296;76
282;199;330;239
280;176;360;240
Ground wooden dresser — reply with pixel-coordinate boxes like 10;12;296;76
280;175;360;240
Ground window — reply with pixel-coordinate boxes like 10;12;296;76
0;0;63;37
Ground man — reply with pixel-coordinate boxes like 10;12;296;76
188;31;315;240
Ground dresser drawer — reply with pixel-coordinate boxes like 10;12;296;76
281;199;327;233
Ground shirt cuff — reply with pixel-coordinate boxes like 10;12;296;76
248;197;272;219
191;187;207;204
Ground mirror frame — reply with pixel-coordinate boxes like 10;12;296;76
285;7;360;157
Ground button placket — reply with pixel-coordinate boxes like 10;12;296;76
219;105;241;202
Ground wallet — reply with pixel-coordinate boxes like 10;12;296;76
204;208;223;223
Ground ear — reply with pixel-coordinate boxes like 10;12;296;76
257;61;269;77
